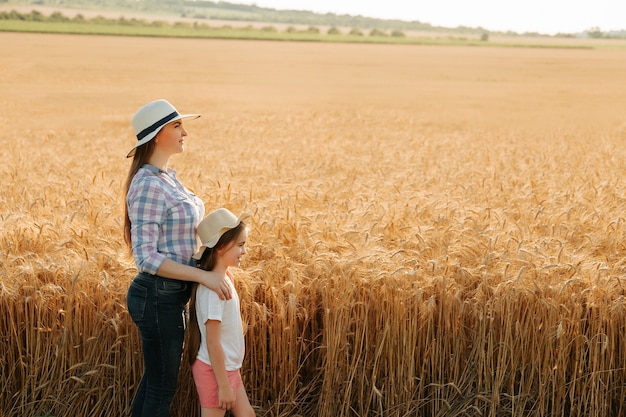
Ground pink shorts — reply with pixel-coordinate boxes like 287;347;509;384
191;359;244;408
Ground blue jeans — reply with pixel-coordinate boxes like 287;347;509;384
126;273;192;417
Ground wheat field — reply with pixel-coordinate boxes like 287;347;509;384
2;32;626;417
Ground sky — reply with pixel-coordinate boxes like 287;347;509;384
225;0;626;35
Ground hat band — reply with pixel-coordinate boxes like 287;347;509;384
136;111;179;141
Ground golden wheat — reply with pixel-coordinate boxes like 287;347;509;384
1;31;626;416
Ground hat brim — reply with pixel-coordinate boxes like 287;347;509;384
191;246;207;261
126;113;200;158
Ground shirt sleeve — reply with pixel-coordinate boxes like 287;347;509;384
197;285;225;323
127;176;168;274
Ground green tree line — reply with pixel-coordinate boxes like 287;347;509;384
0;9;413;40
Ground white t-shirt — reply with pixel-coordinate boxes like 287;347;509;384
194;276;245;370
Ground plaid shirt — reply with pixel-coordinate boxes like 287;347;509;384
127;164;205;275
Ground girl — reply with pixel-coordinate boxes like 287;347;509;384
124;99;232;417
187;208;255;417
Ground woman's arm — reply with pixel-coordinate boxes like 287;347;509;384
156;259;232;300
206;320;236;411
127;176;231;299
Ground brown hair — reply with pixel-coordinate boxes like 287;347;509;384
123;140;157;255
186;223;246;366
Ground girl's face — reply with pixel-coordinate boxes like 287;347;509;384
154;120;188;156
218;228;249;268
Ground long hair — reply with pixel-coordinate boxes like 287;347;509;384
187;222;246;366
123;140;157;256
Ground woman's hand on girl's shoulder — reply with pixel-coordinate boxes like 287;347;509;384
201;270;232;300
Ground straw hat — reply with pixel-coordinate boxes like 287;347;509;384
192;208;251;260
127;99;200;158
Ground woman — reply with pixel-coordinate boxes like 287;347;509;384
123;99;232;417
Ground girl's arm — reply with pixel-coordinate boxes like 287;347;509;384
156;259;232;300
206;320;236;410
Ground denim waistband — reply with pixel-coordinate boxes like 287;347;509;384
132;272;193;301
133;272;186;286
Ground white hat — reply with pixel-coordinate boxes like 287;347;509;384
127;99;200;158
192;208;251;260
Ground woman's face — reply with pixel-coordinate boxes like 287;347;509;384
154;120;188;156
